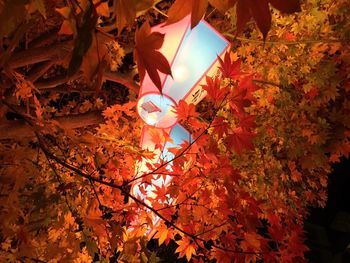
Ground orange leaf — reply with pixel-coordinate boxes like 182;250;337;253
58;20;74;35
236;0;301;39
175;237;197;261
241;232;261;251
269;0;301;14
154;224;174;246
96;2;109;17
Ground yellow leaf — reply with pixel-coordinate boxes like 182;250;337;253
64;212;75;228
154;227;168;246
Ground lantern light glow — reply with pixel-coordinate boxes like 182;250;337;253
133;15;230;208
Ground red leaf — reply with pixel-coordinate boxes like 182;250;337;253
238;75;260;102
249;0;271;40
266;213;281;227
218;52;242;79
202;76;226;102
166;0;208;28
238;114;256;130
235;0;301;39
229;87;250;113
236;0;252;34
269;0;301;14
191;0;208;29
134;22;172;92
174;100;198;123
209;0;237;14
212;116;229;139
226;127;255;155
175;237;197;261
114;0;136;34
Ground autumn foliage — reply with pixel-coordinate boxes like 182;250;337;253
1;0;350;262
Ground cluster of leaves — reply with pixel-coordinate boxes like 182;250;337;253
0;0;350;262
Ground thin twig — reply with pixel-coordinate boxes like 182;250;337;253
224;33;349;45
128;93;230;184
152;6;168;17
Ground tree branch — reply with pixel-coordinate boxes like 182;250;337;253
224;33;349;45
8;42;73;68
27;61;54;83
103;70;139;93
34;73;82;90
0;111;103;140
37;136;265;256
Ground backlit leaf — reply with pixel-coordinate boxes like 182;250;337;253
134;22;172;92
166;0;208;29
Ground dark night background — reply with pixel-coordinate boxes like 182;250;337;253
306;157;350;262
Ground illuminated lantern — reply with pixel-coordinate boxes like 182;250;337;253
133;15;230;204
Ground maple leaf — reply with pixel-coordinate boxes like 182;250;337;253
33;95;43;120
212;116;229;139
226;127;255;155
209;0;237;14
175;237;197;261
229;88;250;113
269;0;301;14
238;114;256;131
241;232;261;251
114;0;153;34
166;0;208;29
114;0;136;35
154;224;174;246
68;2;97;76
285;226;309;258
174;100;198;123
218;52;242;79
202;76;226;102
0;0;26;39
235;0;301;40
134;22;172;92
238;75;260;102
